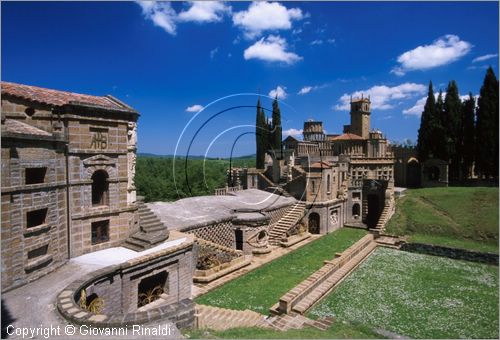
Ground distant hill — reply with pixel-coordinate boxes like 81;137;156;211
138;152;255;160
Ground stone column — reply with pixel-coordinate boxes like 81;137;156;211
127;122;137;204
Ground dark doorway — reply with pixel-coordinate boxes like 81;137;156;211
308;213;320;234
91;170;109;206
366;194;381;228
427;166;440;181
235;229;244;250
352;203;360;218
406;159;421;188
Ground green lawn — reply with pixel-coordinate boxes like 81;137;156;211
195;228;367;313
308;247;499;339
386;187;499;253
184;321;381;339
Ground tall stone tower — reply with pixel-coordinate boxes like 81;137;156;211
350;97;371;139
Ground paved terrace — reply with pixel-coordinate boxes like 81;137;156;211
2;232;190;339
148;189;296;230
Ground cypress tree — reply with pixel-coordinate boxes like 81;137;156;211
444;81;462;180
255;98;265;169
476;66;499;178
461;93;476;179
417;81;435;162
271;95;282;156
434;90;448;160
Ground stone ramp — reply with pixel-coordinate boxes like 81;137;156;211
269;201;307;245
272;234;377;315
123;200;169;251
195;304;271;330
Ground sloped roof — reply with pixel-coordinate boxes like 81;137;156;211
2;119;52;137
309;161;332;169
330;133;364;141
1;81;137;113
283;135;298;142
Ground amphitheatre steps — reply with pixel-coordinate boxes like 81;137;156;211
123;201;170;251
195;304;271;331
268;201;307;245
271;234;377;316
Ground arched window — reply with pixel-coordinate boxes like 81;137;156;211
91;170;109;206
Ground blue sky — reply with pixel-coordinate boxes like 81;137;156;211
2;1;498;157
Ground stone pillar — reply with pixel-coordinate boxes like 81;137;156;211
127;122;137;204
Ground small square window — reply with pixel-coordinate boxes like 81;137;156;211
91;220;110;245
25;167;47;184
26;208;48;228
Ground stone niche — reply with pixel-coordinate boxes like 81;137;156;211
231;211;271;255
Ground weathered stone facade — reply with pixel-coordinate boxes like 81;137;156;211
1;81;139;291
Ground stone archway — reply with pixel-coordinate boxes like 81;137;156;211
366;194;381;228
308;213;320;234
406;158;421;188
352;203;360;219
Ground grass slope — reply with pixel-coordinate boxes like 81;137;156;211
184;322;381;339
195;228;367;313
386;187;499;253
308;247;499;339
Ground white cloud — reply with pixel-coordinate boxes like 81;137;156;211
472;53;498;63
327;38;336;44
243;35;302;64
403;92;479;116
269;85;288;99
292;28;302;35
391;35;472;75
210;47;219;59
186;104;204;112
297;83;328;95
137;1;230;35
178;1;231;23
138;1;177;35
310;39;323;46
282;128;303;137
334;83;426;111
232;1;304;38
298;86;312;95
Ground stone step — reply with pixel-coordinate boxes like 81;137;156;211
131;230;169;244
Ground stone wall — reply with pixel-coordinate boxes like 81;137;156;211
1;137;68;290
1;92;139;291
57;240;195;329
400;243;499;265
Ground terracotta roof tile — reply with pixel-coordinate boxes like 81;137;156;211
309;161;332;169
2;119;52;137
1;81;136;113
331;133;364;141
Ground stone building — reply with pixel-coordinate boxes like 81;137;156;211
241;96;396;235
2;81;196;328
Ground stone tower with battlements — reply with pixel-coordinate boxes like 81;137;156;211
350;97;371;139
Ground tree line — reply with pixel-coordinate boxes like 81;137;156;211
135;156;255;202
417;66;499;180
255;96;282;169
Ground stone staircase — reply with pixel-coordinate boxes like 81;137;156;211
291;241;377;314
268;201;307;245
123;201;170;251
271;234;377;316
195;304;271;330
370;200;393;234
266;313;334;332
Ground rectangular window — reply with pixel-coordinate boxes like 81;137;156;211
26;208;48;228
27;244;49;260
25;167;47;184
353;192;361;199
91;220;110;245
